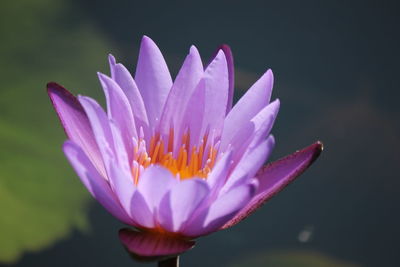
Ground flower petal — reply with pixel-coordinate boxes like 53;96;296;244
63;140;132;224
108;54;149;134
78;95;115;177
208;45;235;114
119;228;195;258
159;45;204;145
222;141;323;229
135;36;172;131
229;99;280;165
98;72;136;161
200;49;229;137
223;136;275;192
47;82;105;177
137;165;178;213
158;179;209;232
182;182;256;237
220;70;274;151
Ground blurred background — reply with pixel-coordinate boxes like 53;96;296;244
0;0;399;266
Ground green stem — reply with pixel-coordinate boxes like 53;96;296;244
158;256;179;267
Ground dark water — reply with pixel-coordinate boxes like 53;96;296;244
1;0;399;266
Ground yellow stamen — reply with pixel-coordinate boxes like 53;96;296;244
130;130;218;183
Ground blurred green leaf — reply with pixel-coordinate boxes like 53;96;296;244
229;249;360;267
0;0;115;263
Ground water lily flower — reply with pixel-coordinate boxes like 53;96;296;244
47;36;322;240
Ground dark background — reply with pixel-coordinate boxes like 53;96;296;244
1;0;399;266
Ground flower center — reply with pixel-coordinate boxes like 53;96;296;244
131;130;218;184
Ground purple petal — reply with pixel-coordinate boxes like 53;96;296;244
47;82;105;177
200;50;229;138
159;46;203;144
158;179;209;232
130;190;155;228
78;96;115;176
98;72;136;161
207;150;233;193
229;99;280;165
222;141;323;229
63;140;133;225
223;136;275;192
119;228;195;258
208;45;235;114
180;80;206;151
220;70;274;151
182;182;256;237
137;165;178;213
108;54;149;134
135;36;172;131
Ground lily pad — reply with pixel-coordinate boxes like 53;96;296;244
0;0;115;263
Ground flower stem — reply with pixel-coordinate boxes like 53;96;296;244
158;256;179;267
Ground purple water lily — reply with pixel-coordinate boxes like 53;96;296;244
48;36;322;240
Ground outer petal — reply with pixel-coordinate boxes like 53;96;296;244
222;141;323;229
158;179;209;232
229;99;280;165
223;136;275;192
200;50;229;138
159;46;203;142
63;140;133;224
135;36;172;131
119;228;195;258
108;54;149;134
47;82;105;177
78;96;115;177
220;70;274;152
182;182;256;237
98;72;136;161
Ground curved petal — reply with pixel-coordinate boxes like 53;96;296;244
222;141;323;229
137;165;178;213
200;49;229;138
229;99;280;165
98;72;136;161
135;36;172;131
159;46;204;142
208;45;235;114
220;70;274;152
182;182;256;237
158;179;209;232
47;82;105;177
119;228;195;258
108;54;149;134
78;95;115;177
63;140;133;224
223;136;275;192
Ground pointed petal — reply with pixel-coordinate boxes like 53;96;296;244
221;70;274;151
135;36;172;131
78;95;115;176
223;136;275;192
182;182;256;237
159;46;203;140
200;50;229;137
108;54;149;134
98;72;136;161
222;141;323;229
214;45;234;113
159;179;209;232
47;82;105;176
63;141;133;224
